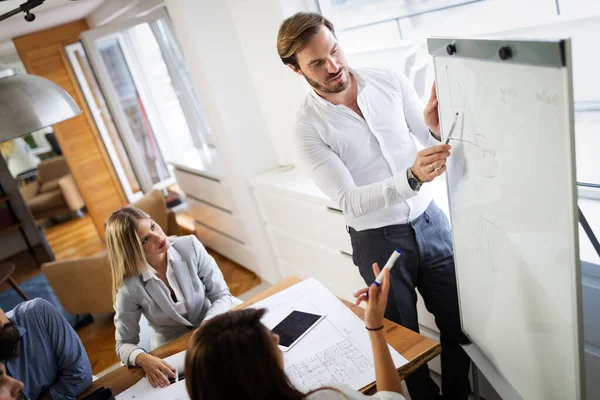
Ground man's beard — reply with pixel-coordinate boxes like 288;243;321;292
304;67;349;94
0;322;20;361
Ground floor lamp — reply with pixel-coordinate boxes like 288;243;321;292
0;71;81;264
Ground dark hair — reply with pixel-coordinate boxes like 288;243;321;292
0;322;20;361
277;12;336;69
185;309;346;400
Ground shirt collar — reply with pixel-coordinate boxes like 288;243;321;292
140;245;178;282
309;68;366;107
6;315;26;339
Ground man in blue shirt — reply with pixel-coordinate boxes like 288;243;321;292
0;298;92;400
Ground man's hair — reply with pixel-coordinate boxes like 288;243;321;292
0;322;20;361
277;12;336;69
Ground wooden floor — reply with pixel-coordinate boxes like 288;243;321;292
2;212;261;374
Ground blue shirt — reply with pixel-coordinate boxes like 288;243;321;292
5;298;92;400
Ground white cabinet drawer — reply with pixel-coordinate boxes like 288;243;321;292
267;226;365;301
187;198;247;243
194;221;257;274
174;169;234;211
255;189;352;255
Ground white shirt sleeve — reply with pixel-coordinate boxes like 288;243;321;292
304;384;405;400
295;123;419;219
393;71;441;148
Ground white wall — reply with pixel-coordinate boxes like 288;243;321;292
164;0;303;283
226;0;308;167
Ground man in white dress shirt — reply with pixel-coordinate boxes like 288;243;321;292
277;13;471;400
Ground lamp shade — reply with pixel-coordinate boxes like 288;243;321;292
0;73;81;142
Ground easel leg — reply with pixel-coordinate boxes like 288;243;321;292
472;360;481;400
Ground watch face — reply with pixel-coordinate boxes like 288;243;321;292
408;177;419;191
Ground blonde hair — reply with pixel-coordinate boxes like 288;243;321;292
105;206;151;301
277;12;336;69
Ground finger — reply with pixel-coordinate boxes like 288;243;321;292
354;287;369;298
423;164;448;180
420;152;450;166
157;371;170;387
355;293;368;306
428;160;446;171
148;374;157;388
423;102;436;115
153;372;164;388
419;144;451;158
423;99;439;115
381;268;391;298
432;164;447;178
372;262;381;278
161;362;177;377
428;82;437;102
367;284;378;303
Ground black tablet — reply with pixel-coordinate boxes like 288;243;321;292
270;310;325;351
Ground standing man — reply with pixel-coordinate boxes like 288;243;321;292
277;12;470;400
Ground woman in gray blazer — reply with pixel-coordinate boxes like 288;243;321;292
105;206;233;388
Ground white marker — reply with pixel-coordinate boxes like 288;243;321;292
445;112;460;144
373;249;402;286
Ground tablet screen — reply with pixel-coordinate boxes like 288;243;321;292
271;310;324;350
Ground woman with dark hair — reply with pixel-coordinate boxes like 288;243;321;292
185;264;405;400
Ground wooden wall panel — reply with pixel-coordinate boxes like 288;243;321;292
13;20;127;239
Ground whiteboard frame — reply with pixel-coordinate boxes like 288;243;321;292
428;37;585;400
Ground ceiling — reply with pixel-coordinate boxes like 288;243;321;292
0;0;80;15
0;0;107;55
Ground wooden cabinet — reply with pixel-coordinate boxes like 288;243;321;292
13;20;127;239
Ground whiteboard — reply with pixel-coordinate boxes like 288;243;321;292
428;38;583;400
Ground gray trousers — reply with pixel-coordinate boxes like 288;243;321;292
349;201;471;400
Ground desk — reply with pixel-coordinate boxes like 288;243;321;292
80;277;441;398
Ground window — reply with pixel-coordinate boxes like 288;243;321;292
80;9;213;194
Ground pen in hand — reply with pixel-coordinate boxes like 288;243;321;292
365;249;401;298
445;112;459;145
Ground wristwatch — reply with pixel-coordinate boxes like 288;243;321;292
407;168;421;192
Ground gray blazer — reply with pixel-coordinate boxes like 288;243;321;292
114;235;232;366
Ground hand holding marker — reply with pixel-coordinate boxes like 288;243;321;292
367;249;401;298
445;112;460;145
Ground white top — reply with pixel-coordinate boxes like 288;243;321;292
129;246;188;366
304;384;404;400
294;68;439;231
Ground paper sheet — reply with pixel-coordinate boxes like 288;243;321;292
164;350;186;374
250;278;407;392
115;351;188;400
116;377;190;400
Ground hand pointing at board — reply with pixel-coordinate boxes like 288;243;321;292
424;82;441;139
410;82;451;184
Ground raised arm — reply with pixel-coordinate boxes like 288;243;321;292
394;71;441;146
354;265;404;395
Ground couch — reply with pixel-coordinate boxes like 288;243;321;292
20;156;85;221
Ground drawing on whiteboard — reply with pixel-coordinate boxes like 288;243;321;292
536;90;559;107
472;215;504;273
500;87;519;104
285;338;373;392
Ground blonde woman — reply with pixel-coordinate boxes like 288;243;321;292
106;206;233;388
